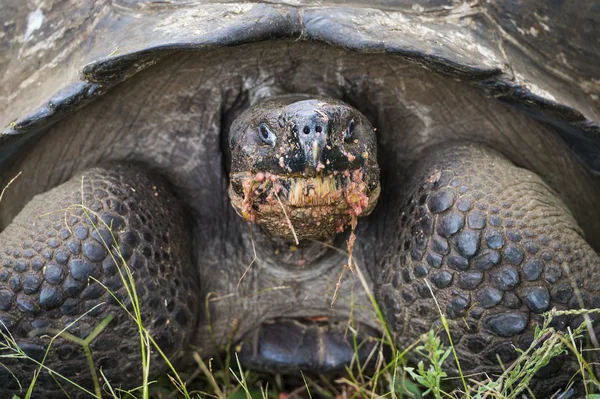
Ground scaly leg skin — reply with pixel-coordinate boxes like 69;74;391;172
0;164;198;398
375;143;600;397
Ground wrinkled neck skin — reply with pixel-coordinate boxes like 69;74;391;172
191;206;380;357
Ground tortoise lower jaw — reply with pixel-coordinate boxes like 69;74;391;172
228;169;380;241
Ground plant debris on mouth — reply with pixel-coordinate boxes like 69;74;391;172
229;169;379;242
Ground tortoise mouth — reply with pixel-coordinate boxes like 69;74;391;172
228;169;380;240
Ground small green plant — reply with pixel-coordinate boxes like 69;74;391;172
404;331;451;399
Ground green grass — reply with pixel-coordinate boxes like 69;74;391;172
1;177;600;398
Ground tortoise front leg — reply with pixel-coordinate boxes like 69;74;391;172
0;164;199;397
373;143;600;396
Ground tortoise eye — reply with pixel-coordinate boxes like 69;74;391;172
258;123;276;146
344;119;355;141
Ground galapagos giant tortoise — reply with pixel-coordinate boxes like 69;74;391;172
0;1;599;397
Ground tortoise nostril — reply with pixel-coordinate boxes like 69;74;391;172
303;125;310;135
315;125;322;133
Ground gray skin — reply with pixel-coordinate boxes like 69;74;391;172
0;2;599;398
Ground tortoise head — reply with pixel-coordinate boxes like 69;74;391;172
228;95;380;241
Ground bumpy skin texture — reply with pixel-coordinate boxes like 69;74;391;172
374;144;600;396
0;165;198;397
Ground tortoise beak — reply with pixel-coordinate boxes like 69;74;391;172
294;113;329;176
300;130;326;175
